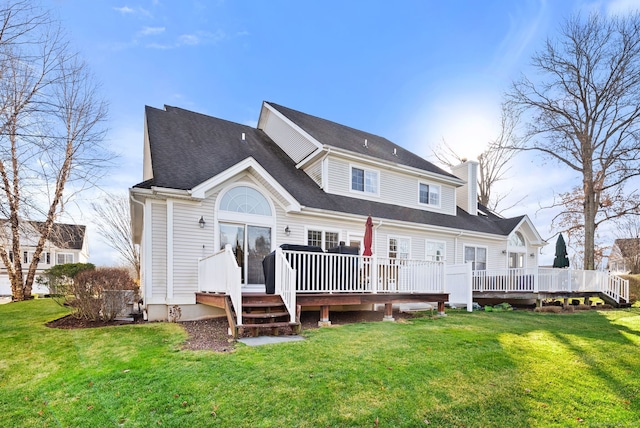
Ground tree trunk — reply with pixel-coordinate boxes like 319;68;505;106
583;174;597;271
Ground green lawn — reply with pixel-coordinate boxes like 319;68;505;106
1;299;639;427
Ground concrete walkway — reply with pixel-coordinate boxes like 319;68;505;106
237;335;305;347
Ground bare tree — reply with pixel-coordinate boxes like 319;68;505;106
0;2;109;300
91;193;140;280
508;12;640;270
432;102;523;213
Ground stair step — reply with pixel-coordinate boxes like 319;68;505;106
243;301;286;308
241;321;299;329
242;311;289;319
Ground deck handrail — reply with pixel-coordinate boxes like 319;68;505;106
472;267;629;303
198;245;242;325
280;251;445;294
275;248;297;322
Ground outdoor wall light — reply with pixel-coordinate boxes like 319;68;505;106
502;250;507;254
530;253;535;258
285;226;291;236
199;216;206;228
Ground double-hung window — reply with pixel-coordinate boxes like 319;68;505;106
351;166;378;195
464;246;487;270
307;229;340;251
56;253;74;265
389;237;410;259
426;240;445;262
419;183;440;206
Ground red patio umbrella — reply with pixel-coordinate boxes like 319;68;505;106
363;215;373;256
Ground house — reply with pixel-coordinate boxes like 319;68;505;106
608;238;640;274
130;101;548;325
0;221;88;296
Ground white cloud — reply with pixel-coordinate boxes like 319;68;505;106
113;6;135;14
606;0;640;14
113;5;152;18
146;30;227;49
138;26;165;37
178;34;200;45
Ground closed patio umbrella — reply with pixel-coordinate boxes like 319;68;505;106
553;233;570;268
363;215;373;256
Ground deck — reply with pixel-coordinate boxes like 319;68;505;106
196;246;630;336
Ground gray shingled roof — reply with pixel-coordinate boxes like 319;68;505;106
136;104;522;236
267;102;458;179
613;238;640;258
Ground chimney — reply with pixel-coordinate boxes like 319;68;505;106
451;160;479;216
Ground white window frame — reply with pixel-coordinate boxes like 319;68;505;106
350;164;380;196
463;245;487;270
56;253;74;265
418;182;441;208
305;227;341;251
388;236;411;259
426;240;446;262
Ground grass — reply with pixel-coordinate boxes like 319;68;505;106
1;300;639;427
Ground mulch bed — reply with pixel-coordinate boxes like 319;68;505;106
47;310;423;353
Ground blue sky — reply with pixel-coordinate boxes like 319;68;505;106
50;0;640;266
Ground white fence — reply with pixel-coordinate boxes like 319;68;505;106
198;245;243;325
446;263;473;311
281;251;446;294
472;267;629;304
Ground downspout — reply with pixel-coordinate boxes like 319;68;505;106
454;231;463;264
130;193;147;321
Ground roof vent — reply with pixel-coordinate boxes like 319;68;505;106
241;132;246;141
393;147;397;156
363;138;368;148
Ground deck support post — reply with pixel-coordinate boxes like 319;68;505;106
563;297;569;308
536;298;542;308
383;303;394;321
437;301;446;316
318;305;331;327
584;296;591;307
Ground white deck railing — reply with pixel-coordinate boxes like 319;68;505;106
275;248;297;322
198;245;243;325
472;267;629;303
281;251;445;294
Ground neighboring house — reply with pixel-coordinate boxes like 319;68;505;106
130;102;546;322
0;221;89;296
609;238;640;274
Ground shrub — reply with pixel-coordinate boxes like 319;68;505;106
71;268;138;321
619;274;640;305
37;263;96;306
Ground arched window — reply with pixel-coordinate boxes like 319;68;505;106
509;231;525;247
219;186;271;216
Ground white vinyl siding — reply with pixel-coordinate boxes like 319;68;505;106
326;156;455;215
260;108;318;163
304;160;323;187
172;201;209;300
151;203;167;300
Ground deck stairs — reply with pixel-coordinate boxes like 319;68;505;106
234;293;300;337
